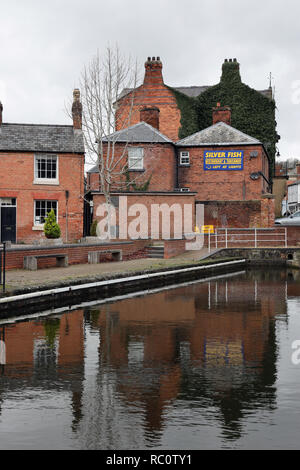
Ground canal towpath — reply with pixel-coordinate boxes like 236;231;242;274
3;248;211;294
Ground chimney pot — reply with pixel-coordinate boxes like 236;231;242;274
144;56;163;85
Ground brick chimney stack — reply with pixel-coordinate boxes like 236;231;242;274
72;89;82;130
212;103;231;126
0;101;3;126
143;56;163;86
140;106;160;130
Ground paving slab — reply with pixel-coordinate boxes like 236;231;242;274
4;248;209;292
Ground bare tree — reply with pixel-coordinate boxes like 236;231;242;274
80;46;143;205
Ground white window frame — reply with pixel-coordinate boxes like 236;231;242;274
33;200;58;228
34;154;59;185
180;151;190;166
128;147;144;170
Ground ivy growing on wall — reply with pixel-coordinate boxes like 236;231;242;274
166;86;199;139
168;61;279;177
124;166;152;191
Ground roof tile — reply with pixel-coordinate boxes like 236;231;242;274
0;123;84;153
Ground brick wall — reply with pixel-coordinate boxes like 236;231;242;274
261;195;275;227
201;197;275;229
0;151;84;243
272;177;287;217
92;192;196;240
178;145;270;201
4;240;148;270
115;58;181;141
87;142;176;193
164;239;187;259
285;226;300;246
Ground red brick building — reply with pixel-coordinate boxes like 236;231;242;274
115;56;273;143
0;90;85;244
88;101;274;232
115;57;182;142
177;105;270;200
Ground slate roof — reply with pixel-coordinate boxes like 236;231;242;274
176;121;261;146
0;123;85;153
173;86;272;99
176;86;272;99
103;121;173;144
118;85;273;100
87;164;99;173
173;86;210;97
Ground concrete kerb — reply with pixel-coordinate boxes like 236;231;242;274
0;259;247;317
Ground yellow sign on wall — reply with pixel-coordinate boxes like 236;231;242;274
201;225;214;234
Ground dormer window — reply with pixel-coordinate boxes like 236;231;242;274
128;147;144;170
34;155;59;184
180;151;190;165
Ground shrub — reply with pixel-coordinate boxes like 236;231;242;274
44;209;61;239
90;219;98;236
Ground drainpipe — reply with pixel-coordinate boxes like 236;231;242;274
175;146;179;189
65;190;69;242
258;172;272;193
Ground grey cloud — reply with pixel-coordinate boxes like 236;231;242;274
0;0;299;158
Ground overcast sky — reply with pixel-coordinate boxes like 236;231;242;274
0;0;299;161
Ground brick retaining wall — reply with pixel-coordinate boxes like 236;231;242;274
4;240;148;270
164;239;187;259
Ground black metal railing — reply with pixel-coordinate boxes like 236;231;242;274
0;242;7;293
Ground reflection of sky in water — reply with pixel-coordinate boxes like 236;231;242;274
0;269;300;449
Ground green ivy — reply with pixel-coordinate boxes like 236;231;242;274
90;219;98;236
125;166;152;191
168;61;279;177
166;86;199;139
44;318;60;348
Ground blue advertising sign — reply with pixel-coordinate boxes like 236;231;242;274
204;150;244;171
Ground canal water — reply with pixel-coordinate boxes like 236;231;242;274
0;268;300;450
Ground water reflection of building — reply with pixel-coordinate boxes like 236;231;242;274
0;269;298;447
95;270;290;441
0;311;85;431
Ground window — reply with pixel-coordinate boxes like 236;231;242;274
128;147;144;170
34;155;58;183
180;151;190;165
34;200;58;225
0;198;16;206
